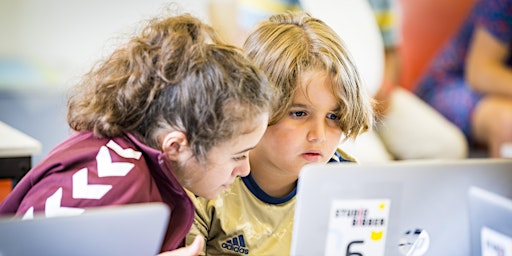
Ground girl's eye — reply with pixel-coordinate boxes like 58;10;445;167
290;111;307;117
327;113;340;121
233;155;247;161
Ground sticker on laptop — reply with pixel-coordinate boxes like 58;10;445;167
482;226;512;256
325;199;390;256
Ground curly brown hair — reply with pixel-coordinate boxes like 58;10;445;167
67;13;273;161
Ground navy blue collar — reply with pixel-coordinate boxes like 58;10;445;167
241;150;347;204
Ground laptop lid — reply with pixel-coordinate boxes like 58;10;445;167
468;186;512;256
291;158;512;256
0;202;170;256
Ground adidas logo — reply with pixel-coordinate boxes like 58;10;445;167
221;234;249;254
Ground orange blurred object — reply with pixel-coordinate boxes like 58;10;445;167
0;179;12;203
399;0;476;91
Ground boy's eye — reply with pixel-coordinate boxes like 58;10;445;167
327;113;340;120
233;155;247;161
290;111;307;117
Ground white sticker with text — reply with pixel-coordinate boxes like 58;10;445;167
325;199;390;256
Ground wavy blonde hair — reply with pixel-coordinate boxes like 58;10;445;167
243;11;373;140
67;13;273;160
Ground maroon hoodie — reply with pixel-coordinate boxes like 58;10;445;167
0;131;194;252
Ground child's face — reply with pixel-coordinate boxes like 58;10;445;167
251;70;343;177
175;113;269;199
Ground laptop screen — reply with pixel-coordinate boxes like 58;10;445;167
0;202;170;256
468;186;512;256
291;159;512;256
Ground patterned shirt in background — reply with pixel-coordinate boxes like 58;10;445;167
414;0;512;141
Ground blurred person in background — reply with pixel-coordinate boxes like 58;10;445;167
415;0;512;158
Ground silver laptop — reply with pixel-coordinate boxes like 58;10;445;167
0;202;170;256
468;186;512;256
291;158;512;256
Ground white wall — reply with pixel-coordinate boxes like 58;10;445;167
0;0;209;88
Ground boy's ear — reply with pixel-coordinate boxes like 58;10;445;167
161;131;189;161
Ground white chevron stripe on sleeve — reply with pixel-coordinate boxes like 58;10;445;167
46;187;85;217
72;168;112;199
96;146;135;177
22;207;34;220
107;140;142;159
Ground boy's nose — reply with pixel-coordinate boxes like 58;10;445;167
307;120;327;142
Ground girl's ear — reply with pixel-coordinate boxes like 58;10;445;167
161;131;189;161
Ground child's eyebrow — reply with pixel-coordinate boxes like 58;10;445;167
289;103;309;108
290;103;341;112
332;106;341;112
233;146;256;155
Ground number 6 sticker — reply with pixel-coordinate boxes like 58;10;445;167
325;199;391;256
